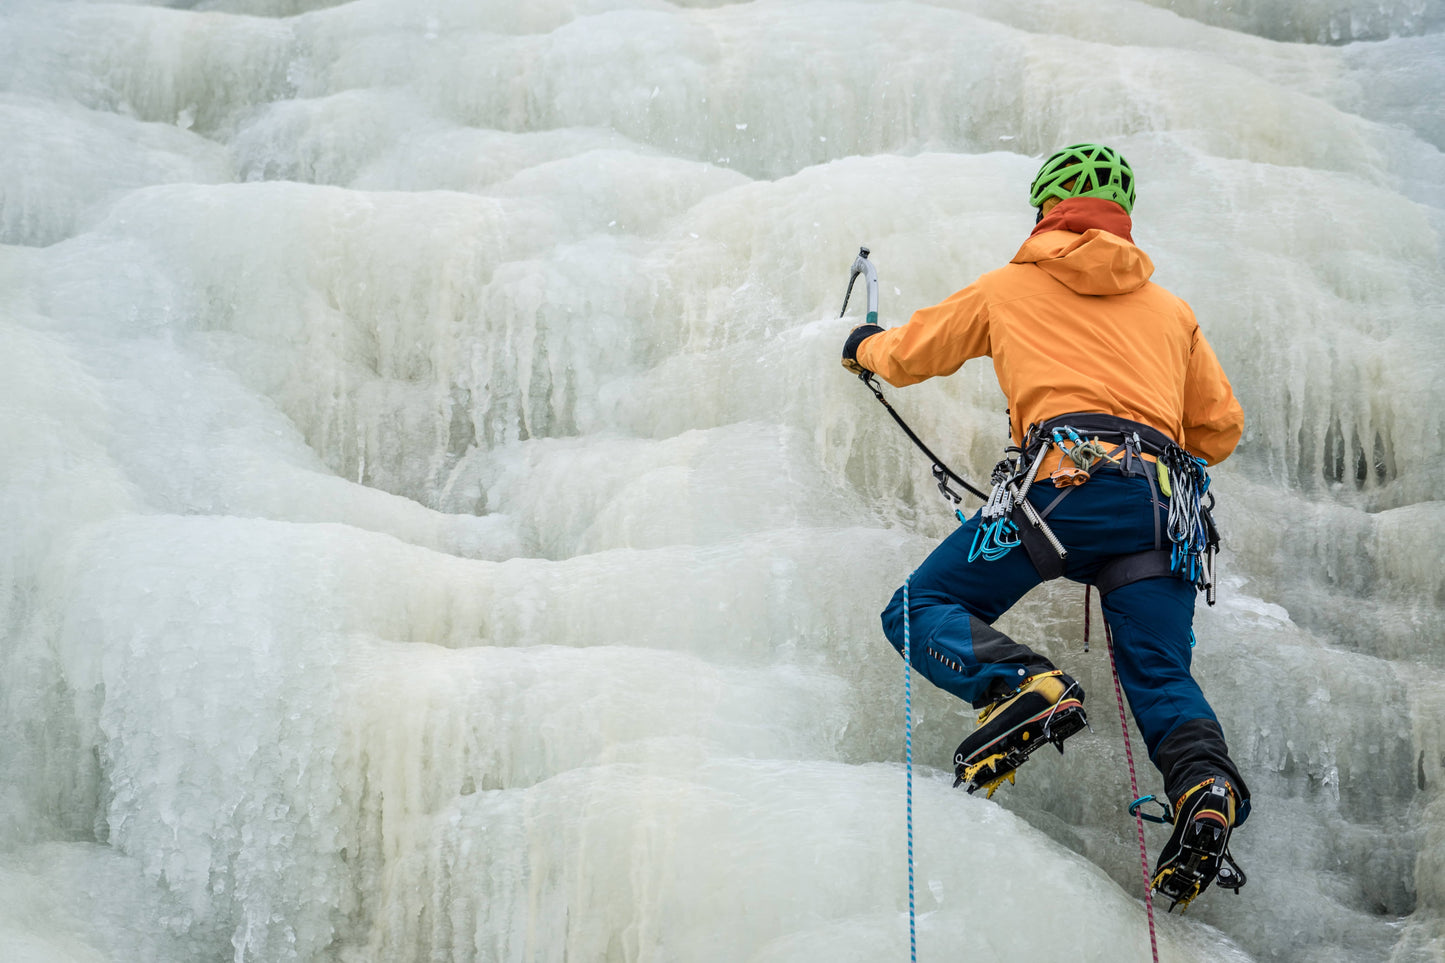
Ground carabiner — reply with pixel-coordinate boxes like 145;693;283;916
1128;794;1174;825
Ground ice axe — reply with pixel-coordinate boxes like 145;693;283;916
837;247;987;505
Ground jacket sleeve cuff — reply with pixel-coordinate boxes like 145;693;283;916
842;323;885;364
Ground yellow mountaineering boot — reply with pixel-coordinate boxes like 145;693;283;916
953;670;1088;797
1151;776;1247;912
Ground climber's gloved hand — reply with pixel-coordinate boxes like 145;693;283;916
841;323;884;376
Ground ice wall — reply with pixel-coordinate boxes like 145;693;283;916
1139;0;1445;43
1;1;1442;961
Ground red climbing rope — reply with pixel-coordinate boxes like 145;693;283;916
1085;586;1160;963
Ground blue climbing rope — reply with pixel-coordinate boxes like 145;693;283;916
904;573;917;963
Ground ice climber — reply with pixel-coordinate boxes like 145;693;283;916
841;143;1250;910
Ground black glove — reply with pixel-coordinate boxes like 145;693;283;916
841;323;883;376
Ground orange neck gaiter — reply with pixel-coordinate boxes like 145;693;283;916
1031;196;1134;243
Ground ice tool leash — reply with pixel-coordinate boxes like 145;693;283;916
839;248;1074;576
839;248;989;508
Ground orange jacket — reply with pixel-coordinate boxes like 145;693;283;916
855;197;1243;465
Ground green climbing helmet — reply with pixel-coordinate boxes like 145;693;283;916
1029;143;1136;214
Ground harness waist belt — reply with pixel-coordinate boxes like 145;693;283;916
1031;412;1178;458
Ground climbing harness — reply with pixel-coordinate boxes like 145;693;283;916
1018;414;1224;605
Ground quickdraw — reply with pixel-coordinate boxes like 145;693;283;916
969;460;1021;561
964;433;1069;567
1158;444;1220;602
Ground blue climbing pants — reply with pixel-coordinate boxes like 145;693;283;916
881;465;1247;806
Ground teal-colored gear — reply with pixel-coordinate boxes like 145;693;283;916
1029;143;1136;214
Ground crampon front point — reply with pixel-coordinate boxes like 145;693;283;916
953;687;1089;798
1152;835;1246;911
1151;778;1247;912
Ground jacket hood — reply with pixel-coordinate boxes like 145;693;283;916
1012;196;1153;296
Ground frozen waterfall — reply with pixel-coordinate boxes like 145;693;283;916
2;0;1443;961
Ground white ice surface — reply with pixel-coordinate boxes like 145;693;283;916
2;0;1443;960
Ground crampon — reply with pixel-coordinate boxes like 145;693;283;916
953;671;1089;798
1148;777;1247;912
